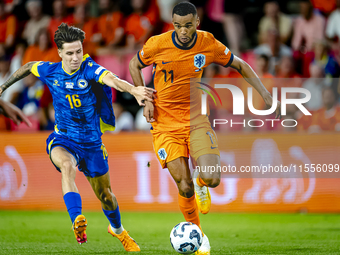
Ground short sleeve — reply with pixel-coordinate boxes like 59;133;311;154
83;55;114;84
138;36;158;67
213;39;234;67
31;61;49;84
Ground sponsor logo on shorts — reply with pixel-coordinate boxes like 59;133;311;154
158;148;167;160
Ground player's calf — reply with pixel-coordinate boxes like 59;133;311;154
98;190;118;208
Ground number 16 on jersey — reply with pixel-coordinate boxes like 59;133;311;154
66;94;82;109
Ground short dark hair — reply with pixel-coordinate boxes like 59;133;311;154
54;23;85;49
172;1;197;17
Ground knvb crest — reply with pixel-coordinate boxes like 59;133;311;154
194;54;205;69
158;148;167;160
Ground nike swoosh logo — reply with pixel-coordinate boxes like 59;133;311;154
188;209;196;215
211;146;217;149
162;61;172;64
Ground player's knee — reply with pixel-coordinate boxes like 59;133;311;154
99;189;116;204
179;180;194;195
60;161;76;176
206;178;220;188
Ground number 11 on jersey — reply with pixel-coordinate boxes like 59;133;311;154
161;70;174;83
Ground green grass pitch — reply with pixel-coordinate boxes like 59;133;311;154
0;211;339;254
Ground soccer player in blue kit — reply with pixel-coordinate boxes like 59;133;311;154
0;23;155;251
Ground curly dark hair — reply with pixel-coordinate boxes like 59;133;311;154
172;1;197;17
54;23;85;49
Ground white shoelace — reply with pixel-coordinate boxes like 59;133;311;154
195;184;208;202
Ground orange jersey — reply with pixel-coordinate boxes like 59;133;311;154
22;45;60;65
97;12;123;45
73;17;98;56
296;111;314;131
138;30;233;131
310;106;340;131
65;0;88;7
48;15;74;45
0;14;16;43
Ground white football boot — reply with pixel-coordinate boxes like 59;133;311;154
195;234;210;255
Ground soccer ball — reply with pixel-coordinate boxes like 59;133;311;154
170;222;203;254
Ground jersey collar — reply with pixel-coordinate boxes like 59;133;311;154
62;54;90;75
172;31;197;50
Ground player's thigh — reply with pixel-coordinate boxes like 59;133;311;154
190;123;220;172
46;133;79;172
167;157;192;184
50;146;77;170
152;130;189;169
167;157;194;196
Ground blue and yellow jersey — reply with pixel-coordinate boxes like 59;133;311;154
31;54;115;144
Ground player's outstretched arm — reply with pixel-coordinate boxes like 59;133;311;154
230;56;281;119
128;54;156;123
102;72;156;106
0;61;38;97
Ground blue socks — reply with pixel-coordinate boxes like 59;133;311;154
103;206;122;229
63;192;82;223
63;192;123;234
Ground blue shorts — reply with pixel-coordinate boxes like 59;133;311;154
46;132;109;178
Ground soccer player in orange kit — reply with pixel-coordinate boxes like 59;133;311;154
129;2;281;254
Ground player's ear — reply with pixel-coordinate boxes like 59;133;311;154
57;49;62;58
196;16;200;28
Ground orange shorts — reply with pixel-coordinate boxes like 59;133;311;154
151;122;220;168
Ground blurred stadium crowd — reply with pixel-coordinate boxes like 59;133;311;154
0;0;339;133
